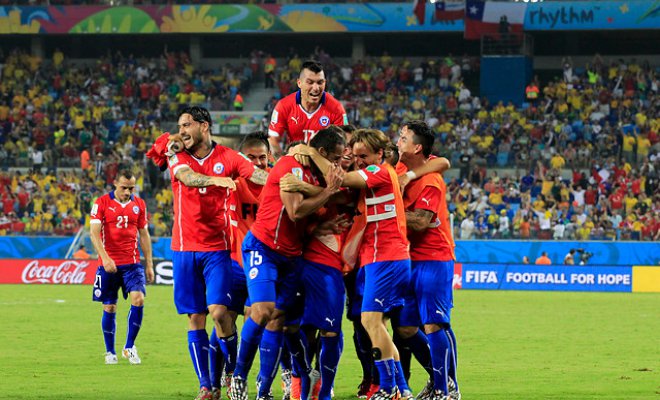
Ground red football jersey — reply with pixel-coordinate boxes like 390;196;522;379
168;143;256;252
396;163;455;261
90;192;147;266
268;91;348;143
356;164;409;266
250;156;319;257
230;176;264;265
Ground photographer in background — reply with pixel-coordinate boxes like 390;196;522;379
564;249;576;265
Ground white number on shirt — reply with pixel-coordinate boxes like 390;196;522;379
116;216;129;229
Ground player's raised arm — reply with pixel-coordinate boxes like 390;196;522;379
398;156;451;191
280;164;343;222
294;145;368;189
174;165;236;190
248;168;269;186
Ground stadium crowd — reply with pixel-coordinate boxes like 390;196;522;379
0;48;658;240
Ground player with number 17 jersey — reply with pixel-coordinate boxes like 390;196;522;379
168;143;256;252
268;90;347;144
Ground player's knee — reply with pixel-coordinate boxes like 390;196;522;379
209;306;229;324
395;326;418;339
103;304;117;313
250;303;275;325
360;312;380;330
320;330;338;338
130;294;144;307
423;323;443;334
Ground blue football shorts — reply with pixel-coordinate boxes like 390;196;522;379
92;263;146;305
172;250;233;315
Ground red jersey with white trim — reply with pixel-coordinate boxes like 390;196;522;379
356;163;409;266
168;143;256;252
230;176;264;264
250;156;318;257
268;91;348;143
397;163;455;261
90;192;147;266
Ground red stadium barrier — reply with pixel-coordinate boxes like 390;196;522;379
0;259;100;285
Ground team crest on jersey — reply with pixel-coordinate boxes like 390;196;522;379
94;289;101;298
249;267;259;279
213;162;225;175
319;115;330;127
366;165;380;174
133;205;140;214
292;167;303;181
91;204;98;217
168;154;179;167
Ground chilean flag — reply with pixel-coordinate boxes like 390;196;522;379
464;0;527;40
413;0;426;24
433;0;465;22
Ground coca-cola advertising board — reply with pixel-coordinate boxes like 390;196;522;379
0;259;100;285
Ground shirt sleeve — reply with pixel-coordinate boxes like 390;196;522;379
90;197;104;225
412;186;442;213
268;101;288;138
331;102;348;125
228;149;257;180
167;152;190;178
357;165;391;190
138;199;148;229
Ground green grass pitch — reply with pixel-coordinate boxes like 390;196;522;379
0;285;658;399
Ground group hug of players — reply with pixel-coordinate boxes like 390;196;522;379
90;61;460;400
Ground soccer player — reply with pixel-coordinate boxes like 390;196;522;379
164;106;269;400
268;60;348;156
209;131;272;399
90;169;154;365
292;129;451;400
396;121;459;400
230;126;346;400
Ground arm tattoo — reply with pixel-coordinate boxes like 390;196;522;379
249;168;268;186
177;168;212;187
405;208;435;231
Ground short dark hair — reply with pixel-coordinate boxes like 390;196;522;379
301;60;324;74
403;120;434;158
117;169;134;181
240;131;270;153
310;125;346;152
339;124;356;134
179;106;212;127
385;142;399;165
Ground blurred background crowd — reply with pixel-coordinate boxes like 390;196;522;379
0;47;658;240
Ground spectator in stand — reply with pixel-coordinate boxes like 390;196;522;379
535;252;552;265
74;244;92;259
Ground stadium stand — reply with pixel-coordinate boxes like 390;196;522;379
0;47;657;240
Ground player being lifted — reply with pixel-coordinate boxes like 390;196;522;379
157;106;268;400
90;169;154;365
268;60;347;156
396;121;459;400
230;127;346;400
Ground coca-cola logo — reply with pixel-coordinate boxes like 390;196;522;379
21;260;91;284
